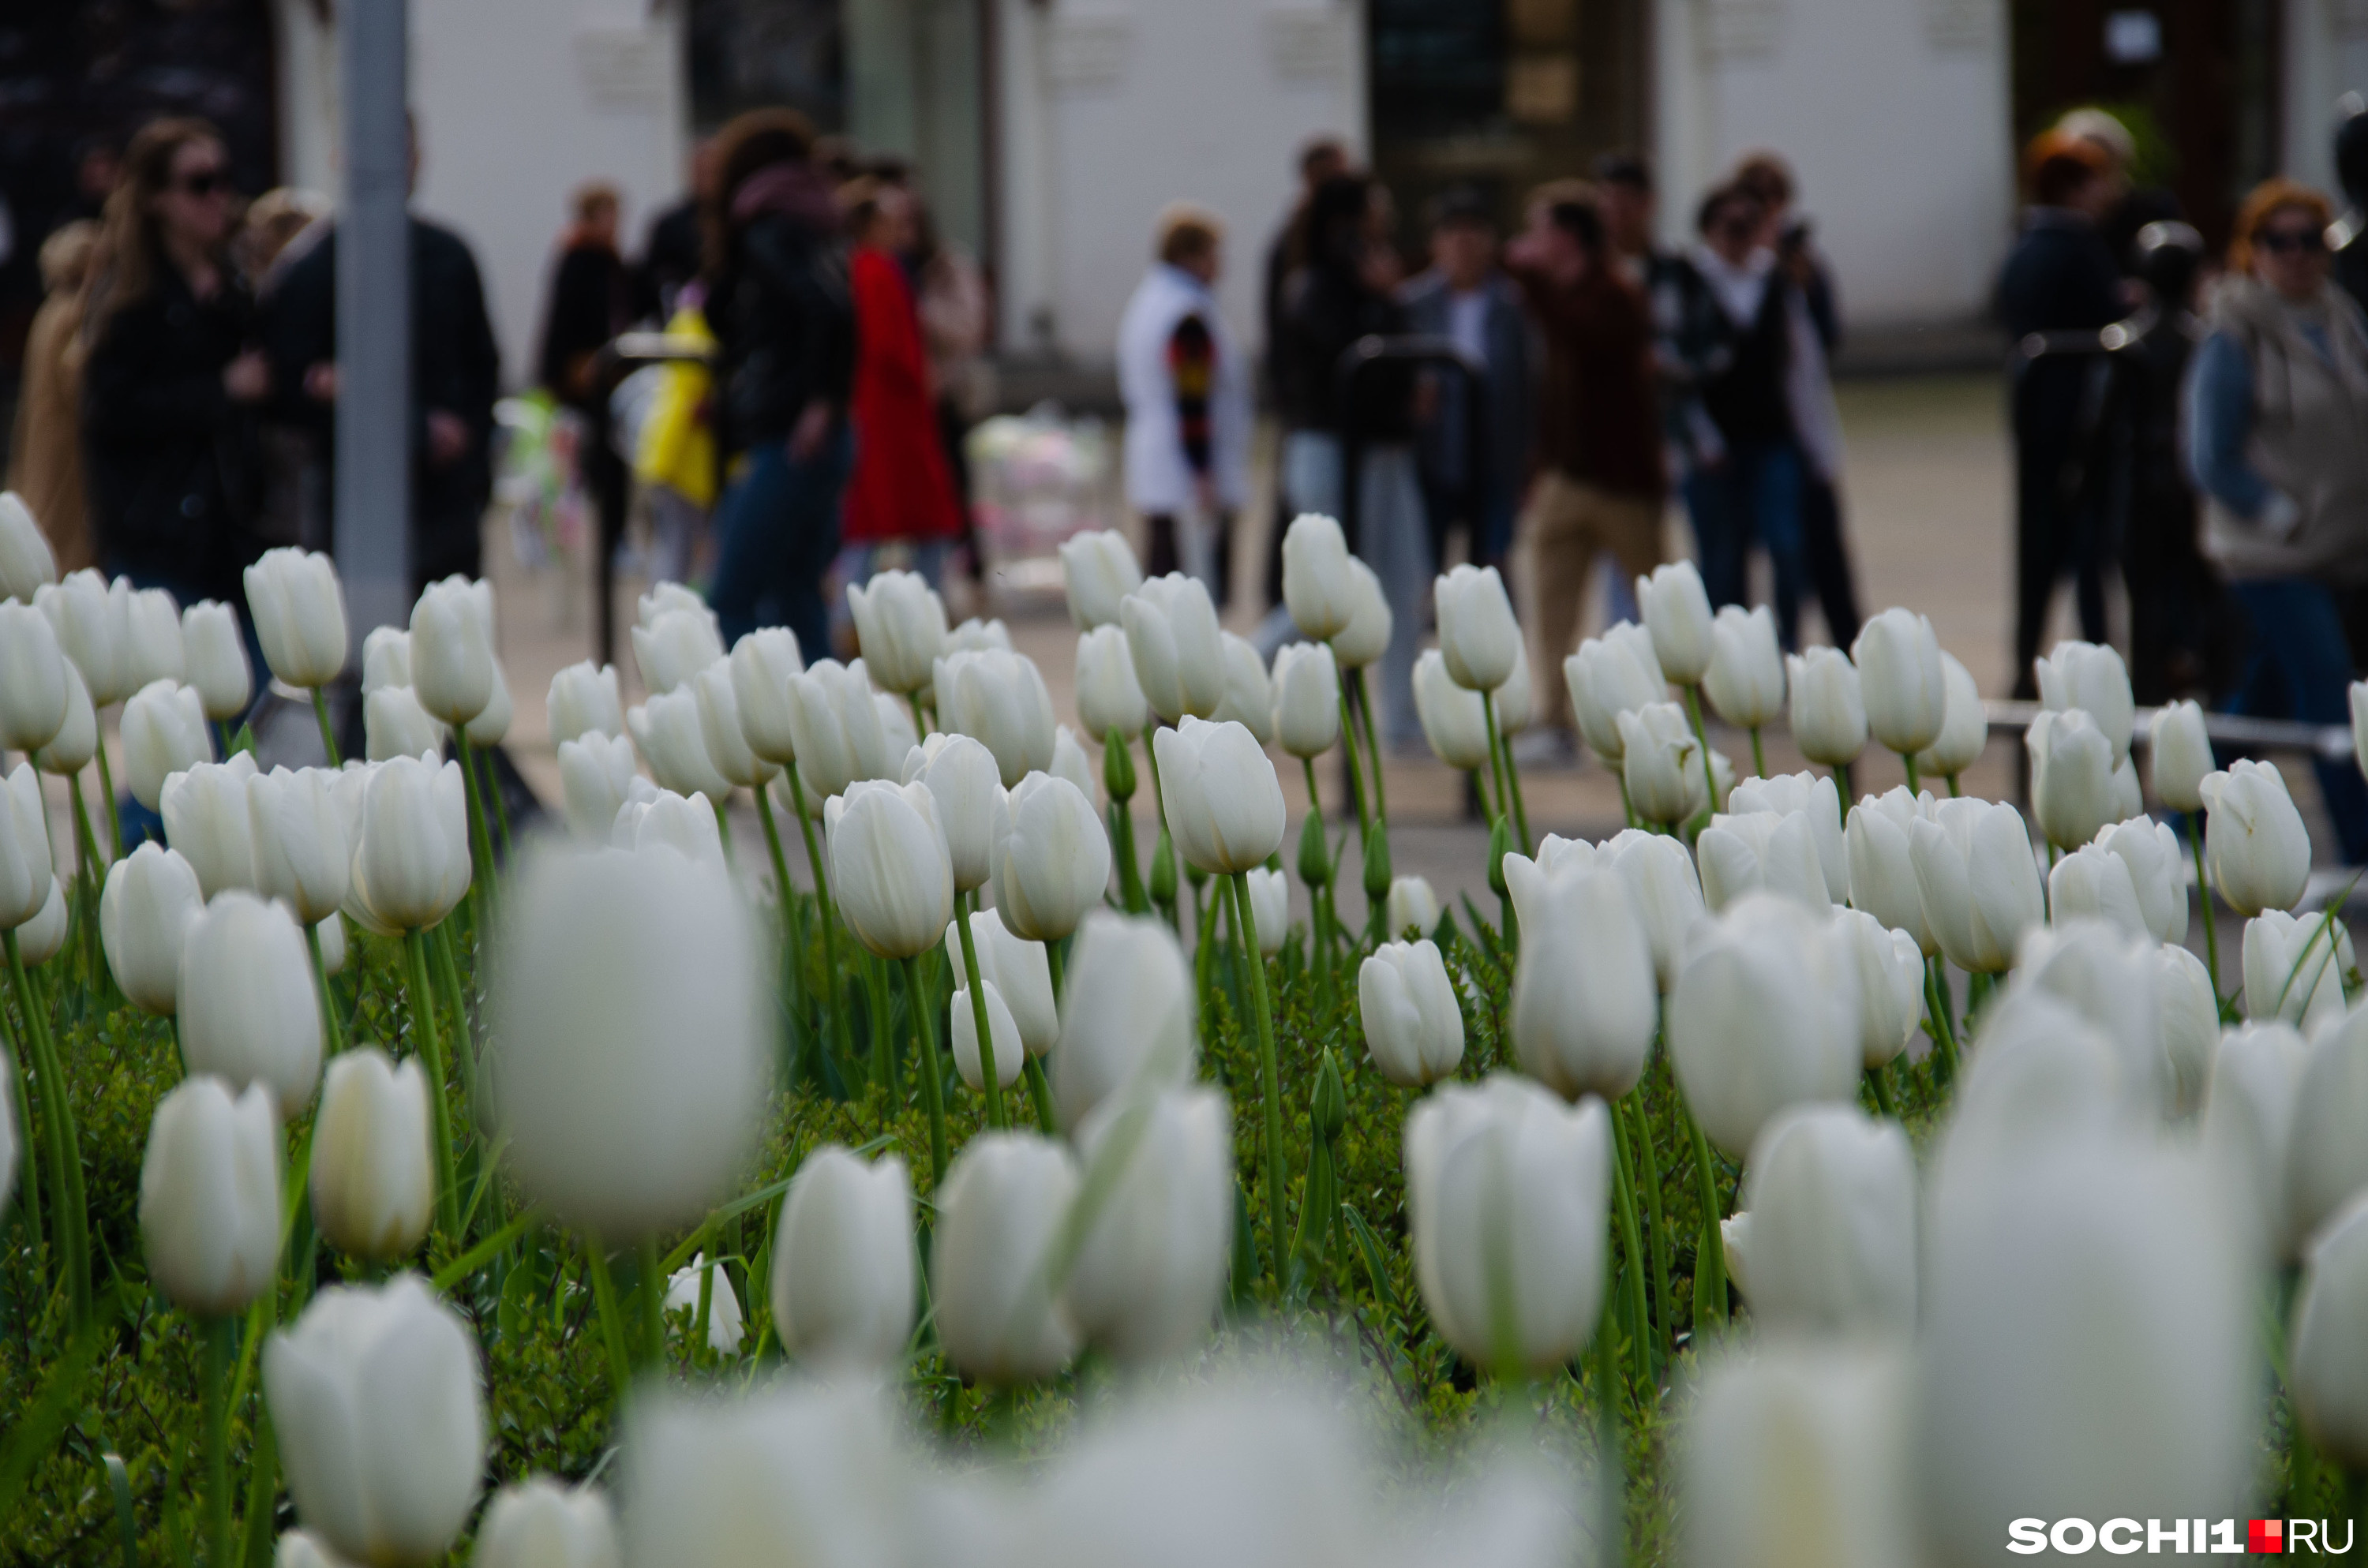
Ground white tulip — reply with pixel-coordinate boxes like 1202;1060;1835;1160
662;1253;746;1356
1908;796;2046;974
182;600;253;720
1121;572;1226;721
829;779;955;959
1280;511;1355;640
313;911;347;978
1784;646;1867;768
934;1132;1082;1383
1834;906;1924;1068
1669;893;1862;1158
1722;1103;1917;1338
1729;771;1845;890
140;1076;280;1313
1492;639;1534;736
1268;640;1341;761
2153;941;2220;1119
1385;873;1441;937
1052;910;1196;1132
846;569;946;694
1412;648;1492;772
36;568;122;704
2094;814;2186;942
1566;622;1665;764
949;976;1025;1091
720;633;802;769
2034;638;2135;758
1058;528;1144;630
0;489;56;601
1434;563;1519;692
991;771;1108;944
121;586;186;687
1701;604;1785;730
901;732;1008;893
1331;557;1392;670
771;1146;915;1368
361;627;411;698
2292;1193;2368;1469
363;686;444;764
1073;627;1151;747
161;755;259;898
2286;1009;2368;1252
1905;657;1981;788
1406;1075;1611;1373
637;580;710;630
777;658;897;799
2151;698;2214;813
629;687;735;802
1051;724;1103;816
1635;560;1714;683
950;902;1058;1052
33;658;94;776
1602;828;1707;993
2008;919;2171;1116
557;732;638;841
1243;866;1287;954
536;664;618;754
122;678;212;809
243;548;348;688
631;604;725;698
0;599;67;753
2026;707;2118;851
1154;717;1285;875
874;693;919;770
1852;608;1947;758
1359;938;1465;1087
1617;701;1700;826
13;875;66;966
2200;759;2311;915
264;1274;485;1567
2242;908;2349;1038
1503;854;1658;1100
935;646;1056;785
473;1479;619;1568
1066;1086;1234;1364
690;661;777;791
2048;840;2145;939
1845;788;1936;955
1697;809;1830;912
248;765;355;926
407;575;495;727
463;661;512;747
489;843;769;1237
2204;1021;2314;1261
612;785;727;872
178;890;323;1117
1209;632;1275;747
0;762;48;933
310;1050;433;1263
2111;750;2142;821
100;842;204;1012
348;755;471;933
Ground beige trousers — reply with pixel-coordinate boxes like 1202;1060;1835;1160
1523;470;1665;729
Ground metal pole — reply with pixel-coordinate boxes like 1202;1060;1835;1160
336;0;413;646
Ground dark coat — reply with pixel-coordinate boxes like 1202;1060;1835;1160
261;217;502;586
537;241;632;410
1996;209;2123;442
706;178;856;456
1399;268;1533;508
82;258;260;600
1276;258;1412;441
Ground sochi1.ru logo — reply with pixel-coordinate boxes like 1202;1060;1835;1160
2006;1517;2357;1552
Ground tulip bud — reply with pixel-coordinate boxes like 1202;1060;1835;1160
2242;909;2349;1038
243;548;348;688
2094;814;2186;942
1834;907;1923;1068
901;732;1008;893
178;890;324;1117
1267;640;1342;761
557;732;638;841
1602;829;1705;993
631;603;725;698
933;1132;1082;1383
360;626;410;697
546;659;624;750
0;489;56;602
1058;527;1145;630
140;1075;280;1313
1122;573;1226;722
2034;638;2134;759
950;906;1057;1052
1567;622;1665;764
1635;560;1714;683
1617;701;1700;825
1243;866;1287;953
1412;649;1492;772
363;686;445;764
770;1145;915;1367
1722;1104;1917;1338
1154;717;1285;875
1849;608;1946;757
1385;873;1441;938
1907;796;2045;974
474;1479;620;1568
1434;563;1519;692
873;688;917;765
628;687;734;802
2200;759;2311;915
1073;627;1151;748
1359;938;1464;1086
179;599;253;721
122;678;212;810
949;975;1026;1091
1670;893;1863;1158
2285;1009;2368;1253
991;771;1109;944
1296;809;1332;893
348;755;471;933
1698;810;1830;912
1050;724;1103;817
661;1253;746;1356
1209;632;1275;747
827;779;956;960
683;662;773;792
463;661;513;747
490;842;769;1238
1730;770;1846;895
101;841;204;1012
2047;840;2145;939
314;911;347;978
1405;1075;1611;1373
1845;788;1936;955
1503;855;1658;1100
1490;640;1534;736
2145;697;2214;814
1909;649;1985;782
0;599;67;753
1280;512;1355;640
310;1049;433;1263
1701;603;1785;730
2025;707;2117;851
15;875;66;966
1052;910;1196;1131
1784;646;1866;768
612;784;727;870
122;585;186;687
31;657;94;778
711;636;801;773
242;765;350;926
774;657;894;800
1148;823;1178;907
1065;1087;1233;1364
2292;1193;2368;1470
1331;557;1393;671
36;568;124;705
846;569;947;694
638;580;709;630
2199;1021;2311;1260
408;575;496;726
937;646;1057;785
265;1274;486;1566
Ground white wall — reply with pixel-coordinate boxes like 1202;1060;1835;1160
992;0;1366;361
2284;0;2368;202
271;0;689;386
1654;0;2014;329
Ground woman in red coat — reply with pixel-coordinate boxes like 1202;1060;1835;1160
834;181;963;640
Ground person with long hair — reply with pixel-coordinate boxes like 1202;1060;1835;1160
81;116;270;608
9;219;100;572
2183;178;2368;863
700;108;856;653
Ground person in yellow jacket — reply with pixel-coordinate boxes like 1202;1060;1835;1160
633;301;718;582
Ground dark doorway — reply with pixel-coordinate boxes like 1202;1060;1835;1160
2011;0;2280;254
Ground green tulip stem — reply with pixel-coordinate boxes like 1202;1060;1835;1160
907;690;929;739
952;911;1006;1130
1331;686;1373;844
752;780;796;938
1103;728;1148;914
1606;1101;1653;1387
309;687;342;768
1352;667;1390;828
1682;684;1719;818
402;929;463;1242
1900;750;1920;796
66;772;98;892
2190;814;2222;1003
430;925;481;1114
6;1027;42;1274
1621;1094;1675;1363
863;956;896;1098
305;922;343;1057
1139;720;1171;840
455;734;497;923
1597;1252;1627;1568
200;1311;233;1568
1500;724;1533;856
901;955;951;1193
1923;958;1961;1083
1680;1096;1726;1332
1617;771;1638;832
1225;872;1290;1287
93;739;123;859
782;769;856;1071
639;1234;665;1368
1480;697;1512;840
7;928;87;1329
581;1235;634;1406
1866;1062;1898;1117
1748;726;1767;781
1833;760;1854;806
1946;772;1962;799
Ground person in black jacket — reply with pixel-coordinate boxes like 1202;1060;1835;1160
261;129;501;597
701;108;856;654
82;117;272;610
1996;132;2124;694
2335;99;2368;316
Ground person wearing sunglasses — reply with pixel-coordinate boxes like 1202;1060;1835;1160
2183;178;2368;865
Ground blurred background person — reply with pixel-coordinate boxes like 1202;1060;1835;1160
1258;135;1350;613
900;167;994;598
702;109;854;653
236;187;329;554
2183;178;2368;866
1118;201;1250;598
2335;97;2368;314
8;218;99;573
1272;171;1426;747
265;124;500;595
1503;182;1662;769
1996;131;2121;695
1736;150;1861;649
1599;150;1703;634
234;185;327;293
538;181;635;593
1401;185;1528;582
638;137;714;323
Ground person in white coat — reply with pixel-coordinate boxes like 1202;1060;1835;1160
1118;204;1253;603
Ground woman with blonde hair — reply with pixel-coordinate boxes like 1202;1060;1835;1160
2183;177;2368;862
8;219;101;571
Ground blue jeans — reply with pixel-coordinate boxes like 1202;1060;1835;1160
706;429;852;658
1684;437;1806;649
2225;577;2368;865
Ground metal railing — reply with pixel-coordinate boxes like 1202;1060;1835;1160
1980;699;2355;763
